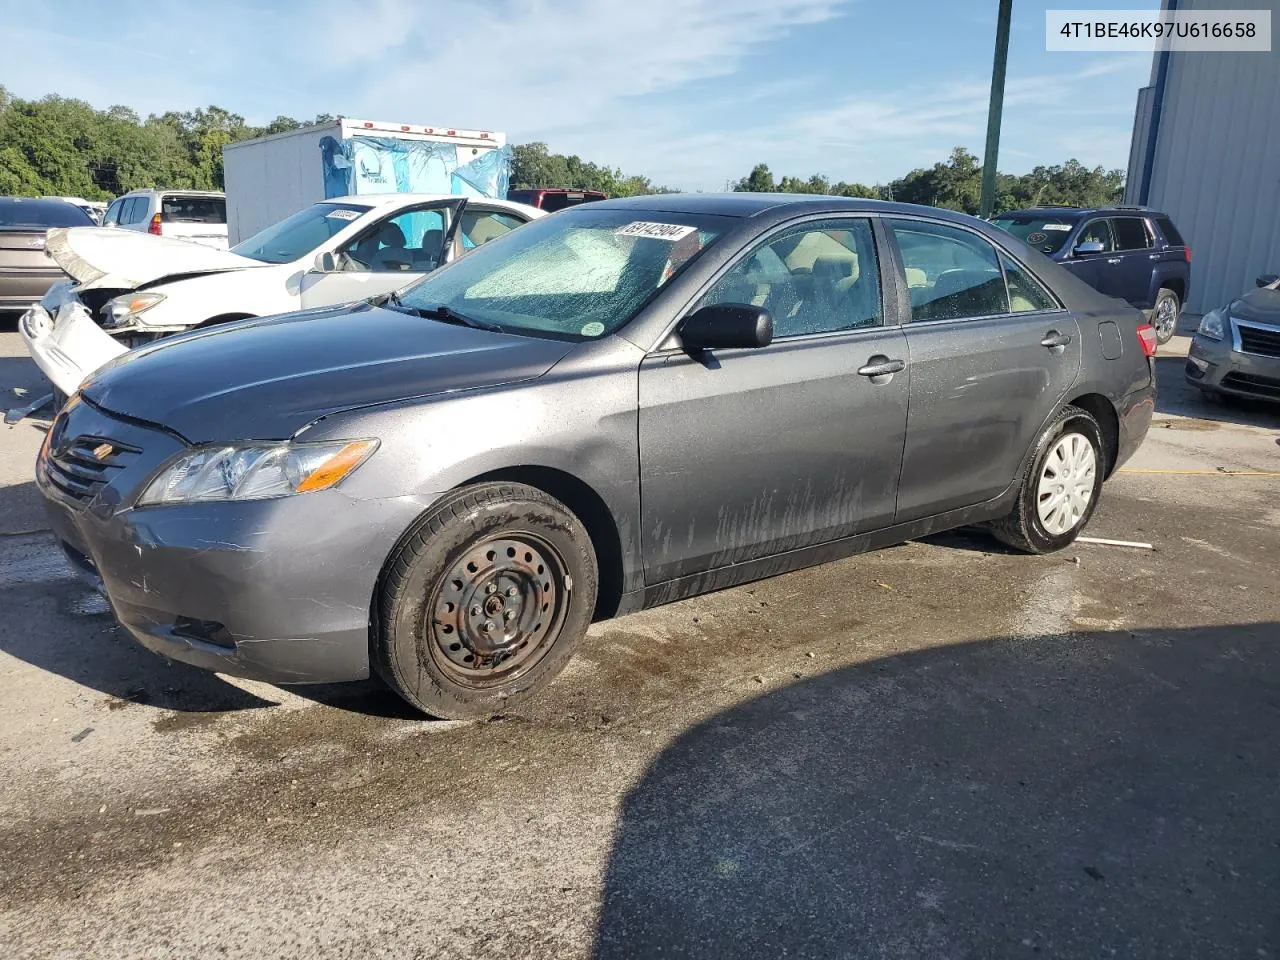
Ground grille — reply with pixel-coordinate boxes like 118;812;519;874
1237;322;1280;358
44;433;140;505
1221;372;1280;400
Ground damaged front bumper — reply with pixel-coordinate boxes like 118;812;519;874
36;397;425;685
20;297;128;396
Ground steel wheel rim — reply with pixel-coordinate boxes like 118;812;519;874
1036;432;1097;536
1154;296;1178;338
427;534;570;687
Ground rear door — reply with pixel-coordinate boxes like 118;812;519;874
160;194;228;249
1108;216;1156;307
638;216;909;584
1060;217;1112;294
887;218;1081;521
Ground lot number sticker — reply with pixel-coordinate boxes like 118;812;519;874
615;221;697;242
1041;223;1072;231
326;209;361;221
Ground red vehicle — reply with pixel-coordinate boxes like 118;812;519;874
506;188;607;212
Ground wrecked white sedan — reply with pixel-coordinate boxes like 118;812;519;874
20;194;541;396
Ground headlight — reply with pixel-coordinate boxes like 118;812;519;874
1196;310;1224;340
104;292;166;327
138;439;378;506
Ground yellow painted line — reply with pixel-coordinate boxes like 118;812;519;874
1118;468;1280;477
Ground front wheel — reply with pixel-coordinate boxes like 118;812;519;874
990;405;1105;554
374;482;598;719
1152;288;1181;344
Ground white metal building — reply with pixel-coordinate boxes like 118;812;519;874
1124;0;1280;313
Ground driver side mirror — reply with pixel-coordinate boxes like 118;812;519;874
313;251;337;273
1256;273;1278;288
1073;240;1105;256
680;303;773;351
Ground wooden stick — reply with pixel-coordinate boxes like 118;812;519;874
1076;536;1155;550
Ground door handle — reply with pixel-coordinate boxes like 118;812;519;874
1106;258;1122;264
1041;331;1072;349
1148;253;1161;260
857;356;906;379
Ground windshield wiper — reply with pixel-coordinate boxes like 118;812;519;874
366;290;403;308
410;303;505;334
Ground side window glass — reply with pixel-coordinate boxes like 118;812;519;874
1111;217;1151;251
1076;219;1113;252
124;197;146;225
103;201;122;226
342;209;446;273
1001;253;1058;313
889;219;1008;321
460;211;523;250
697;219;882;337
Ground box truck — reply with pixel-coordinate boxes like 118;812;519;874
222;118;509;245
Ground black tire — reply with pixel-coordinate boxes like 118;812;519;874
374;482;598;719
990;405;1105;555
1152;288;1180;345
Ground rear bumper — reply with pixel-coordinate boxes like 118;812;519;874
1186;332;1280;403
1114;381;1155;474
20;301;129;395
0;269;64;310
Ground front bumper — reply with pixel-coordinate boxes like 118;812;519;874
20;301;128;396
37;398;425;684
1186;325;1280;403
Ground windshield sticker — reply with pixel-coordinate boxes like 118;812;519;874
325;209;361;221
1041;223;1072;231
615;221;697;242
1026;232;1047;244
580;321;606;337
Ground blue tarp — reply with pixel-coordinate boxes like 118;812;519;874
320;135;510;200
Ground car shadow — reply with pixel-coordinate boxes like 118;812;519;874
594;622;1280;959
1154;356;1280;430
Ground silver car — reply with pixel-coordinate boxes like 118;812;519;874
1186;273;1280;404
37;195;1157;718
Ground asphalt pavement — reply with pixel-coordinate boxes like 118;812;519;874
1;319;1278;959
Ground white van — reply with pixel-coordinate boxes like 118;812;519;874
101;190;228;249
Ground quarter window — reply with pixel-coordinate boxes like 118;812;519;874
460;211;523;250
698;219;882;337
889;219;1007;321
1001;253;1058;312
1111;217;1152;251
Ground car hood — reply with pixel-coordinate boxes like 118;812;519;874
1231;286;1280;326
83;304;576;443
45;227;260;291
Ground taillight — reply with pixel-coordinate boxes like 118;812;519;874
1183;246;1191;263
1136;323;1158;357
148;213;162;236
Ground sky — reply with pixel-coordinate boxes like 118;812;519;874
0;0;1160;191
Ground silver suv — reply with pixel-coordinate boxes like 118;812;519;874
101;189;227;249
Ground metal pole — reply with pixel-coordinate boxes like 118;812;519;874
979;0;1013;218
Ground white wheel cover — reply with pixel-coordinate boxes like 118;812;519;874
1036;432;1097;536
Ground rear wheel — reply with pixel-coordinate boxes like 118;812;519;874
374;482;598;719
1152;288;1180;344
990;405;1105;554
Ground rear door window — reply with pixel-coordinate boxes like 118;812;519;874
161;195;226;224
460;210;524;250
122;197;148;225
889;219;1008;321
1001;253;1059;312
1111;217;1152;251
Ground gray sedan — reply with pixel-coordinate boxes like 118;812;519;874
37;195;1156;718
1186;273;1280;403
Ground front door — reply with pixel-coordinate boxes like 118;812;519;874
1060;217;1113;295
638;217;909;585
299;203;455;308
886;218;1082;521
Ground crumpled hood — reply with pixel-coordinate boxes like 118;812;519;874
1231;286;1280;327
46;227;259;290
83;304;576;443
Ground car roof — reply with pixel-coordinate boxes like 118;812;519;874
116;189;226;198
591;192;998;226
997;206;1172;219
324;194;543;216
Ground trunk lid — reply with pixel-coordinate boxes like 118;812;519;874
0;229;60;271
45;227;259;291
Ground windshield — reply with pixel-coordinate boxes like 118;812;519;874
231;202;371;264
396;208;723;340
990;214;1078;255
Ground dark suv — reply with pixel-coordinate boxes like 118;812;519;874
991;206;1189;343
